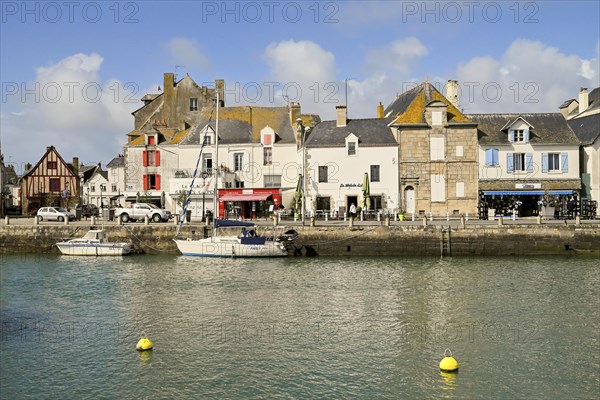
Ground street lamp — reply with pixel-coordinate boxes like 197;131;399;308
300;123;311;226
201;171;208;221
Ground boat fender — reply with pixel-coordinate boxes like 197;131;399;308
136;337;153;351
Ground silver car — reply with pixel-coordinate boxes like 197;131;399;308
37;207;76;222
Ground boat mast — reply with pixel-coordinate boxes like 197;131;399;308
214;91;219;220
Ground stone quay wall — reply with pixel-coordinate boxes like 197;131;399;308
1;223;598;257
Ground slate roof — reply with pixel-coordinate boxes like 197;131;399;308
466;113;581;145
306;118;397;147
107;155;125;168
567;113;600;145
385;82;471;124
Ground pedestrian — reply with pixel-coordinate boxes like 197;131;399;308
349;203;357;218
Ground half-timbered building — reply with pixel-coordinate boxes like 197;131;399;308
20;146;79;214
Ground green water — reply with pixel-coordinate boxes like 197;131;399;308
1;254;598;399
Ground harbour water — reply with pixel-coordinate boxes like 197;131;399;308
1;254;598;399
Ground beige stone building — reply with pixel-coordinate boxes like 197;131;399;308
385;81;479;217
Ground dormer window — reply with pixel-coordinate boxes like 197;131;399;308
348;142;356;155
512;129;526;142
504;117;532;143
345;133;359;157
190;98;198;111
148;136;156;146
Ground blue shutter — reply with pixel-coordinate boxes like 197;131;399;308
524;129;530;142
508;130;515;143
542;153;548;173
507;153;514;173
485;149;493;166
526;153;533;173
492;149;499;166
561;153;568;173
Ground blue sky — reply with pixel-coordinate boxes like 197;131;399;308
1;1;598;171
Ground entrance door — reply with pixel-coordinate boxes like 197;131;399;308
404;186;415;214
347;196;358;211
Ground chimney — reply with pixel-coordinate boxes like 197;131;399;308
444;80;460;109
215;79;225;106
579;88;589;114
336;105;347;127
377;102;384;118
72;157;79;175
164;73;175;127
289;101;301;126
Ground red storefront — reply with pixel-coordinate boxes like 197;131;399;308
218;188;282;220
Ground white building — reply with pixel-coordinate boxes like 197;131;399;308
304;106;399;218
469;113;581;217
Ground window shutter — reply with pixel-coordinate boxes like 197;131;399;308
492;149;499;166
507;153;514;173
524;129;530;142
542;153;548;173
561;153;568;173
155;150;161;167
143;175;148;190
508;130;515;143
526;153;533;173
485;149;493;166
156;174;161;190
142;150;148;167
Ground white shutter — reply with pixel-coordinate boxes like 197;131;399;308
431;174;446;202
456;182;465;198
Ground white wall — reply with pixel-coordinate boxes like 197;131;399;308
307;145;399;214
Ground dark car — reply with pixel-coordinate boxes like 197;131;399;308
77;204;99;218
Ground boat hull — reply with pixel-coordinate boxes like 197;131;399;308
174;237;288;257
56;243;132;256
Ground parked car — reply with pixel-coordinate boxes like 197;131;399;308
114;203;171;223
76;204;99;218
37;207;76;222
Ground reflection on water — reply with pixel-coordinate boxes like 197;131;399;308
1;254;599;399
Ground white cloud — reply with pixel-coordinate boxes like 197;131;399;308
164;38;211;70
455;39;599;113
365;38;428;75
1;53;137;169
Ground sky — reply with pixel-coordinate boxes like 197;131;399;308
1;0;599;174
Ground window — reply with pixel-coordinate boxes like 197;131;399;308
148;136;155;145
263;134;272;146
431;174;446;202
370;195;382;210
47;161;57;170
542;152;568;173
264;147;273;166
318;165;328;183
370;165;380;182
485;148;499;166
509;129;529;143
190;98;198;111
202;135;211;145
234;180;244;188
430;136;445;160
456;146;463;157
202;154;212;175
316;196;331;211
234;153;243;171
91;185;96;192
143;174;160;190
507;153;533;173
49;178;60;192
264;175;281;188
112;184;117;192
347;142;356;156
143;150;160;167
100;184;106;192
432;111;443;126
456;182;465;198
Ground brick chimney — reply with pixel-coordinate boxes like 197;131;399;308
336;105;347;127
377;102;384;118
579;87;589;114
444;80;460;109
72;157;79;175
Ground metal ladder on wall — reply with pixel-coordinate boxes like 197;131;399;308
440;227;451;258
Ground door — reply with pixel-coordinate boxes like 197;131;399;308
404;186;415;214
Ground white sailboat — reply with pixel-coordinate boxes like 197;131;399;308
173;92;295;258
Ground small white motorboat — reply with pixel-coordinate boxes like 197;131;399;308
56;229;132;256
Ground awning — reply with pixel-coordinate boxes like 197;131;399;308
220;193;271;201
483;190;575;196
